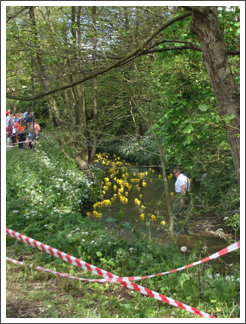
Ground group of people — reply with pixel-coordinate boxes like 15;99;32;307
6;108;41;149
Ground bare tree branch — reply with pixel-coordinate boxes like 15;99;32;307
98;40;239;60
142;47;239;56
6;6;29;23
182;6;203;14
6;11;192;101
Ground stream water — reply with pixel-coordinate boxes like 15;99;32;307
91;159;239;271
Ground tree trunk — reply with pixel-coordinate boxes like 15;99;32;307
90;6;98;163
73;6;89;163
137;122;143;140
12;66;19;113
30;6;90;171
189;7;240;184
90;75;98;163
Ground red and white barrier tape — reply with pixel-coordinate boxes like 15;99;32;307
6;256;215;318
6;228;118;281
10;229;241;317
6;257;113;282
6;228;240;283
118;241;240;282
6;140;33;145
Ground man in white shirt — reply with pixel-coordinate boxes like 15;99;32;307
172;166;191;234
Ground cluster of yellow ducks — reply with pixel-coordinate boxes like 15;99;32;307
88;152;180;226
89;153;153;220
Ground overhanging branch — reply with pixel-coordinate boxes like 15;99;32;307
6;11;192;101
6;6;29;23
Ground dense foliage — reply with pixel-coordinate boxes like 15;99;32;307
5;5;241;318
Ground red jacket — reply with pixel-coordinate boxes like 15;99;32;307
6;127;12;135
16;125;26;134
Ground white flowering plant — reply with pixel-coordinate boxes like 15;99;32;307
99;134;160;165
6;138;103;215
223;208;240;238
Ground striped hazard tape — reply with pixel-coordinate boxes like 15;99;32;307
7;228;240;318
6;256;215;318
6;228;240;283
117;241;240;282
6;228;118;281
6;257;114;282
6;140;33;145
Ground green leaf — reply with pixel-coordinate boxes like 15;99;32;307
160;124;168;132
198;104;208;111
182;125;194;134
106;217;116;223
183;279;199;297
123;222;133;231
96;251;102;258
182;135;193;146
146;254;152;261
215;281;226;299
133;229;142;239
179;273;189;289
129;260;136;268
222;113;234;124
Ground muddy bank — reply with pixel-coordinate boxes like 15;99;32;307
189;215;239;241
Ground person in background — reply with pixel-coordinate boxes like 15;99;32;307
11;121;18;143
23;108;30;119
17;113;24;125
14;114;19;122
14;121;20;132
8;114;16;129
30;119;41;140
24;113;33;148
16;120;27;150
172;166;191;235
24;112;33;127
6;111;10;127
6;125;12;144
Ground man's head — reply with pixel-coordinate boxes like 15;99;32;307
173;166;182;178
